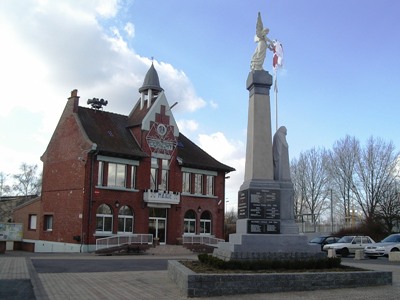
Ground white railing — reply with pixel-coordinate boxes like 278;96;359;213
96;234;153;251
182;235;224;247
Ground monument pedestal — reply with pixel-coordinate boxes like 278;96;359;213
213;180;321;261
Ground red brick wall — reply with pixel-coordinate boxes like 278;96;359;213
13;198;41;240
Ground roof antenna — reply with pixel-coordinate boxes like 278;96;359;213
87;98;108;110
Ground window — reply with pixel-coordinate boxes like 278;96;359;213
150;157;158;190
29;214;37;230
182;172;191;193
97;161;104;186
184;210;196;235
200;211;211;235
44;215;53;231
194;174;203;194
118;206;134;233
97;157;138;189
150;158;169;191
96;204;113;233
206;175;214;196
108;163;126;187
130;166;136;189
160;159;169;191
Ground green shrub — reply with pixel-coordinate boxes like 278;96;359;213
197;254;341;271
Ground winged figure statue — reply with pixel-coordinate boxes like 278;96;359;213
250;12;274;71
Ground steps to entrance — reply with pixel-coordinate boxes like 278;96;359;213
147;245;195;256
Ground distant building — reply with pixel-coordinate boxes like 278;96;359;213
0;195;38;223
13;64;234;252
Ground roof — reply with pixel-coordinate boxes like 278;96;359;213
177;133;235;173
77;107;147;159
76;107;234;172
138;63;163;94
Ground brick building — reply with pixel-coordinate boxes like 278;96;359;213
13;64;234;252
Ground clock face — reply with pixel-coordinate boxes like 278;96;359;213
156;124;167;136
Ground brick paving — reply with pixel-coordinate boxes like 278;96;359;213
1;248;400;300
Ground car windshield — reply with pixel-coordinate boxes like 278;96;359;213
337;236;354;243
381;235;400;243
310;237;325;243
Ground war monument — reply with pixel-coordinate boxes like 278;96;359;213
213;12;321;260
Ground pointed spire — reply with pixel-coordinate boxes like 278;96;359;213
139;62;163;94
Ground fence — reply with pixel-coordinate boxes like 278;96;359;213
95;234;153;251
182;235;224;247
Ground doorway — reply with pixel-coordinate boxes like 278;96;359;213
148;208;167;244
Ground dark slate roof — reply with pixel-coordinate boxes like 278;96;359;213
177;133;235;173
77;107;147;159
77;107;234;172
138;63;163;93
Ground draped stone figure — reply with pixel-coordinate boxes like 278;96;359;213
250;12;274;71
273;126;291;181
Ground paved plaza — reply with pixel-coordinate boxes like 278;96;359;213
1;249;400;299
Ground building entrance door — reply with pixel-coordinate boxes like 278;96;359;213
148;208;167;244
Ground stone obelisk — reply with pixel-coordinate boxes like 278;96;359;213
213;12;320;261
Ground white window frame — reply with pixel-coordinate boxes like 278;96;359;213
206;175;214;196
96;204;113;234
194;174;203;195
29;214;37;230
118;206;134;234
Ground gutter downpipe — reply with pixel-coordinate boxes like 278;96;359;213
86;143;98;252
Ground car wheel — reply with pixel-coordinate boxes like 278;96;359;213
341;248;349;257
390;248;399;252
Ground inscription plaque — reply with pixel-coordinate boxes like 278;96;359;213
247;220;280;234
238;189;280;219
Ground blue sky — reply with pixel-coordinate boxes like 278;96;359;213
1;0;399;211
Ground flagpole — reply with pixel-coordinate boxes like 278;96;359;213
274;70;278;133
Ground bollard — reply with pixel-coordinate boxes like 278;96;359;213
354;249;364;260
327;248;336;258
389;252;400;261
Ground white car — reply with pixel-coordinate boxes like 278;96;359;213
364;234;400;259
323;235;375;257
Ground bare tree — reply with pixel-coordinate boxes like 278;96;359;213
0;172;12;197
352;137;399;223
327;135;360;223
291;148;330;222
12;163;41;196
291;157;307;217
376;180;400;233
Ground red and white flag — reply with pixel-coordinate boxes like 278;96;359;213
273;40;284;70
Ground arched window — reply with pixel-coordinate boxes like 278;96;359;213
184;210;196;235
96;204;113;233
118;205;134;233
200;211;212;235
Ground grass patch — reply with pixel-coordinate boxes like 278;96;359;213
181;254;364;274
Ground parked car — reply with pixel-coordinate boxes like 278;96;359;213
323;235;375;257
364;233;400;259
309;235;341;251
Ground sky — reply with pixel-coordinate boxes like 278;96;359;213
1;0;400;211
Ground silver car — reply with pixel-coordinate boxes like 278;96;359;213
364;234;400;259
323;235;375;257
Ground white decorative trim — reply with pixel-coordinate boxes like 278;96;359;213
181;167;217;176
97;155;139;166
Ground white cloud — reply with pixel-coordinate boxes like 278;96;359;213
177;119;199;133
0;0;210;175
124;22;135;37
209;100;218;109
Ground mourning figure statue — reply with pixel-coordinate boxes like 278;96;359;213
273;126;291;181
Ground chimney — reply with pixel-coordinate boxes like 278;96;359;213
68;89;80;113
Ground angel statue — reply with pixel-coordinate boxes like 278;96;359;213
250;12;274;71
